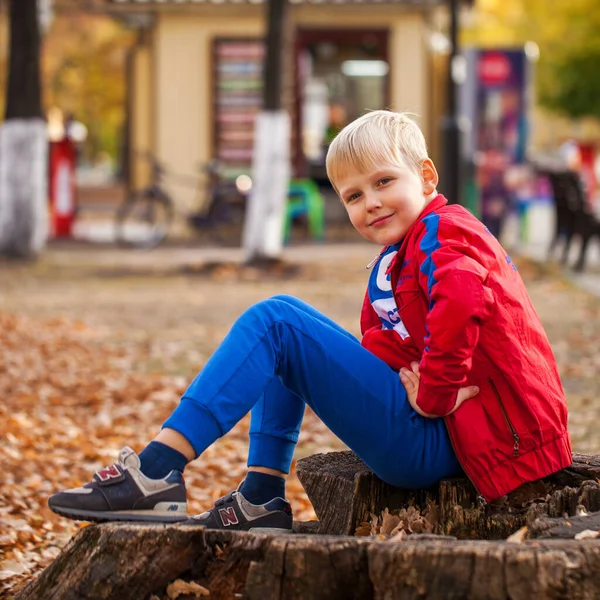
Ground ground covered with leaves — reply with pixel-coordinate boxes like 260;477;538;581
0;244;598;597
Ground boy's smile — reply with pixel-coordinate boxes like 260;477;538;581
336;160;438;246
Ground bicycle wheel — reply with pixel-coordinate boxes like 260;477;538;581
115;189;174;249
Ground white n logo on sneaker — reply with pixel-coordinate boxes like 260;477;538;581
219;507;239;527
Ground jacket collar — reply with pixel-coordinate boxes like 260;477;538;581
383;193;447;254
367;194;448;270
382;194;448;276
404;193;448;241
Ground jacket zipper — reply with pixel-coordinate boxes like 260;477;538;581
366;250;385;269
488;377;520;457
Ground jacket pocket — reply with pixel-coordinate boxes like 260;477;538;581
488;377;520;457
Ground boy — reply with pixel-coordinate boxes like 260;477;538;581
328;110;571;502
49;111;571;530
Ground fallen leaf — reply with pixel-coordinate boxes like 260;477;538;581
506;526;528;543
574;529;600;540
380;509;401;536
166;579;210;598
388;529;407;543
0;560;26;578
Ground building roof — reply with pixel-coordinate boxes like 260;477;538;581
110;0;447;5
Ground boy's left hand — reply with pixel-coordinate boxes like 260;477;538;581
400;362;479;418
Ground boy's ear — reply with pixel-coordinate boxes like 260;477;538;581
421;159;439;195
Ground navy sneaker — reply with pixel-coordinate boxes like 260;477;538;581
48;447;187;523
183;488;292;533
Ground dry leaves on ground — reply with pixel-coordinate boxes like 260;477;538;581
355;503;439;540
0;311;339;598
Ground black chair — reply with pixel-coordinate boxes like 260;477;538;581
543;169;600;271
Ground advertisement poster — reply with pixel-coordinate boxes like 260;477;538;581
461;49;529;237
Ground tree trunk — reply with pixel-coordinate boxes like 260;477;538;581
242;111;290;261
5;0;43;121
296;451;600;537
15;524;600;600
242;0;290;262
0;0;48;259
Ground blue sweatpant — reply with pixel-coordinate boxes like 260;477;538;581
162;295;461;489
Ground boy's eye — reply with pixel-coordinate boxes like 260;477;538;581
346;192;361;203
378;177;392;186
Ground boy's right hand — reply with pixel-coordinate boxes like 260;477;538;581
400;361;479;418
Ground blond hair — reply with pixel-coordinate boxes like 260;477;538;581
326;110;429;194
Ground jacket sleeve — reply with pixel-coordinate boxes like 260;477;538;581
360;288;422;370
360;288;380;335
414;224;493;417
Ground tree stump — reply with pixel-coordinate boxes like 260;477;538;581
14;524;600;600
16;453;600;599
296;451;600;538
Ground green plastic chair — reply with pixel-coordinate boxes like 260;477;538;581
284;179;325;243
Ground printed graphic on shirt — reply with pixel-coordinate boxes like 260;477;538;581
368;245;410;340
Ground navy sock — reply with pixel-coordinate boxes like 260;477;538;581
239;471;286;505
138;441;188;480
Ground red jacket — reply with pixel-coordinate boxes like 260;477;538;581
360;195;572;501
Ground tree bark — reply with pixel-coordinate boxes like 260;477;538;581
529;504;600;540
0;0;48;258
0;121;48;257
5;0;43;120
15;524;600;600
296;451;600;537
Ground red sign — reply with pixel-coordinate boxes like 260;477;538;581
478;52;511;86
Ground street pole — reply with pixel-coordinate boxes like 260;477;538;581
440;0;462;205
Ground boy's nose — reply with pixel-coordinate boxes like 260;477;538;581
365;192;383;211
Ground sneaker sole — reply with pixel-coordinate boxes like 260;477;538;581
50;505;188;524
248;527;292;534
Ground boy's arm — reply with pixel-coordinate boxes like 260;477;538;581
414;227;493;417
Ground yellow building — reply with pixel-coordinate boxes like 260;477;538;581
107;0;455;209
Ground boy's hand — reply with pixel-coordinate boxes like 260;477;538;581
399;361;480;418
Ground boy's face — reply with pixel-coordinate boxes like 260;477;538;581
335;159;438;246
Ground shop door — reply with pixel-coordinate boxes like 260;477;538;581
295;29;389;183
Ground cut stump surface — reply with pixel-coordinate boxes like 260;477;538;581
14;524;600;600
16;452;600;600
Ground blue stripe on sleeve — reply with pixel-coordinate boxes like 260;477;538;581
419;213;441;353
419;213;441;297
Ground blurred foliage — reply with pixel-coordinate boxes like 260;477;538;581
463;0;600;121
43;13;134;164
0;2;133;165
542;49;600;120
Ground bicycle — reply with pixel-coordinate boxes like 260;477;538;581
114;154;250;249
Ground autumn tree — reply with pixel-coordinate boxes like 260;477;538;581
536;3;600;121
0;0;48;258
43;11;133;165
